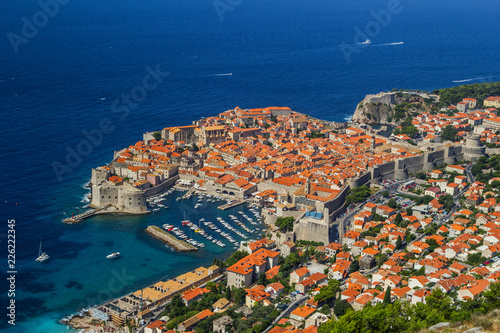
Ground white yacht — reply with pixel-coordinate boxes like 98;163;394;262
35;239;49;262
106;252;120;259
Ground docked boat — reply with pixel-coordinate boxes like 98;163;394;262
106;252;120;259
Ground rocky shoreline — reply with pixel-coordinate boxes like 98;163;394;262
145;225;198;252
60;311;101;330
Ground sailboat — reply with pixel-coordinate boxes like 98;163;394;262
36;238;49;262
181;210;190;226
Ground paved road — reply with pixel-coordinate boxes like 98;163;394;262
264;294;308;332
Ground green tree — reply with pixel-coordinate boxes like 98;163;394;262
438;194;454;211
279;251;301;277
383;286;392;304
152;131;162;141
394;213;402;226
225;286;232;300
376;254;388;267
396;235;402;250
257;272;267;286
275;216;295;233
315;251;327;263
482;281;500;311
382;190;389;197
406;207;413;216
441;125;458;141
315;280;340;305
387;198;398;209
206;281;217;293
333;299;351;318
349;259;359;274
416;171;426;180
345;186;372;205
225;251;249;267
232;287;246;305
425;238;439;252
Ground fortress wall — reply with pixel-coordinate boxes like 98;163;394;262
357;172;372;187
404;155;426;174
364;92;395;105
294;219;330;245
485;148;500;156
91;168;109;186
325;186;350;220
178;173;199;182
142;132;156;145
264;210;305;227
433;156;446;167
118;190;148;213
257;180;298;196
143;176;179;197
328;186;351;223
90;176;178;213
432;149;445;160
376;161;395;177
90;185;119;208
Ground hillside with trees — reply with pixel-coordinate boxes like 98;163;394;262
433;81;500;107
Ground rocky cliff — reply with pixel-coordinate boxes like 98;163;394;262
351;91;430;125
351;92;396;125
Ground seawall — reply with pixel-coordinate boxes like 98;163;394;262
145;226;198;252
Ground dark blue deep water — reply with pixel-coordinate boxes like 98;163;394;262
1;0;499;331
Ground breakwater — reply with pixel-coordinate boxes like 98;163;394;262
217;199;246;210
145;226;198;252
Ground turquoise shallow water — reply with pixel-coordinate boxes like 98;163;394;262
4;189;262;333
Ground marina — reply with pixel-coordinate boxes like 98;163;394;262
60;187;267;330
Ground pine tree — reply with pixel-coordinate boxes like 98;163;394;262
396;236;402;250
395;213;402;226
225;286;232;300
383;286;392;304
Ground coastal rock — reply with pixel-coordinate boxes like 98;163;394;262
428;322;450;331
351;92;396;125
462;328;485;333
351;91;429;125
61;315;97;330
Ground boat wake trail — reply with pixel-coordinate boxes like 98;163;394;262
452;75;495;83
350;41;404;47
201;73;233;77
377;41;404;46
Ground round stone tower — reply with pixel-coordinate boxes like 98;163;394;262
463;134;485;161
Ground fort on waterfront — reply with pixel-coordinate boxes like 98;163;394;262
84;104;486;246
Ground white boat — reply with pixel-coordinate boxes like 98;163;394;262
361;39;371;45
106;252;120;259
35;239;49;262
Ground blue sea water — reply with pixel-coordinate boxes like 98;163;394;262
1;0;500;331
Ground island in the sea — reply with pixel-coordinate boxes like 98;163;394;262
66;83;500;333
